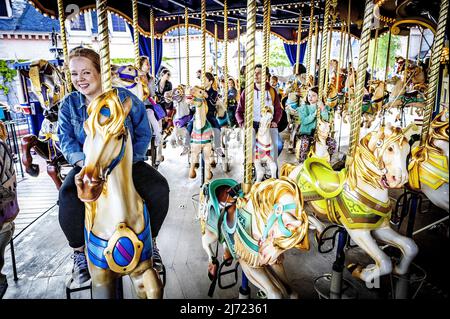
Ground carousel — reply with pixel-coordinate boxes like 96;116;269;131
0;0;448;300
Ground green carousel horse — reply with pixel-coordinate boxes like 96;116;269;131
199;177;310;298
282;125;418;283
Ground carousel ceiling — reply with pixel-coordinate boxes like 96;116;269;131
29;0;441;43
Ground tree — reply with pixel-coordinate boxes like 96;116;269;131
368;33;400;79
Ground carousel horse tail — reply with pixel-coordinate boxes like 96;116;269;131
21;134;40;177
280;163;297;178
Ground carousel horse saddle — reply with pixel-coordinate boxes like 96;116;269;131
85;204;153;274
301;158;346;199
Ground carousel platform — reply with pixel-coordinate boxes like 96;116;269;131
2;124;448;299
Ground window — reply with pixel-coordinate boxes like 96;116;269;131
0;0;12;18
111;15;126;32
70;14;86;31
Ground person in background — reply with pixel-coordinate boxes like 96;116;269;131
155;69;173;111
227;78;238;128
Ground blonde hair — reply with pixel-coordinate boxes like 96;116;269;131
68;47;101;74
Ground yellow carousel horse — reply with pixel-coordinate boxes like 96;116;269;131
408;109;449;212
199;177;309;298
75;90;163;299
282;125;418;284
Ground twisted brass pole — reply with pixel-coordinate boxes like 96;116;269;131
305;0;314;79
201;0;206;86
237;19;241;98
318;0;331;105
243;0;257;194
96;0;112;92
150;8;155;78
132;0;140;68
371;28;379;81
313;18;319;77
295;11;302;75
421;0;449;146
261;0;270;113
185;7;190;86
224;0;228;109
337;23;345;89
214;23;218;77
56;0;71;92
345;0;373;169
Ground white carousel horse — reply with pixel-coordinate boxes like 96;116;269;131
408;109;449;212
75;90;163;299
282;125;418;284
255;106;277;181
308;118;334;163
111;64;164;163
186;86;214;181
0;122;19;298
20;59;68;189
170;85;192;153
199;177;310;298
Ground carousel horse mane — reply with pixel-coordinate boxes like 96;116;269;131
238;177;309;254
347;126;408;190
0;121;7;141
425;110;449;154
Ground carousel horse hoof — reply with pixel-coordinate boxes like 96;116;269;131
206;171;213;181
223;249;233;266
26;164;40;177
347;263;364;279
210;161;217;168
195;163;199;169
189;168;197;179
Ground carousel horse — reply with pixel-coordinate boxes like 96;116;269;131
0;122;19;299
408;109;449;212
74;89;163;299
170;85;192;151
186;86;214;181
307;117;336;163
255;106;277;182
282;125;418;284
199;177;310;298
284;92;301;153
20;59;68;189
360;80;388;129
111;64;164;164
325;83;339;109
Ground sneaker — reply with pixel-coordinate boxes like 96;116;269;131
71;251;90;285
152;238;164;272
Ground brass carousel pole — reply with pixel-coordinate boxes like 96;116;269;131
384;30;392;83
237;19;241;98
313;18;319;78
261;0;270;112
305;0;315;79
345;0;373;168
295;11;303;75
421;0;448;146
318;0;331;105
150;8;155;79
337;22;345;88
56;0;71;92
201;0;207;86
243;0;257;194
371;28;379;81
96;0;112;92
224;0;228;108
185;6;190;86
214;23;218;77
132;0;140;67
417;27;424;64
404;28;411;79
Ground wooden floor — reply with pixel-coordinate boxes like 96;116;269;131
2;124;448;299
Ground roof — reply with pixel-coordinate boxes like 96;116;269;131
12;59;63;70
0;0;60;33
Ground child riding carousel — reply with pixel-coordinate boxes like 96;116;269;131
297;86;336;163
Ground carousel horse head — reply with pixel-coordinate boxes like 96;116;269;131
316;117;331;143
187;85;208;107
325;82;338;108
260;105;274;128
75;89;132;202
111;64;150;101
406;64;426;85
394;56;406;74
238;177;309;266
28;59;66;120
172;85;186;103
348;124;410;190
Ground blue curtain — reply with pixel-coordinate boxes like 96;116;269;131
283;42;307;67
128;25;163;75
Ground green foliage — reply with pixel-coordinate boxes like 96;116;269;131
368;33;400;76
0;60;17;96
111;58;135;65
269;39;292;68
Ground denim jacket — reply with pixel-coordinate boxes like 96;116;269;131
57;87;151;166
